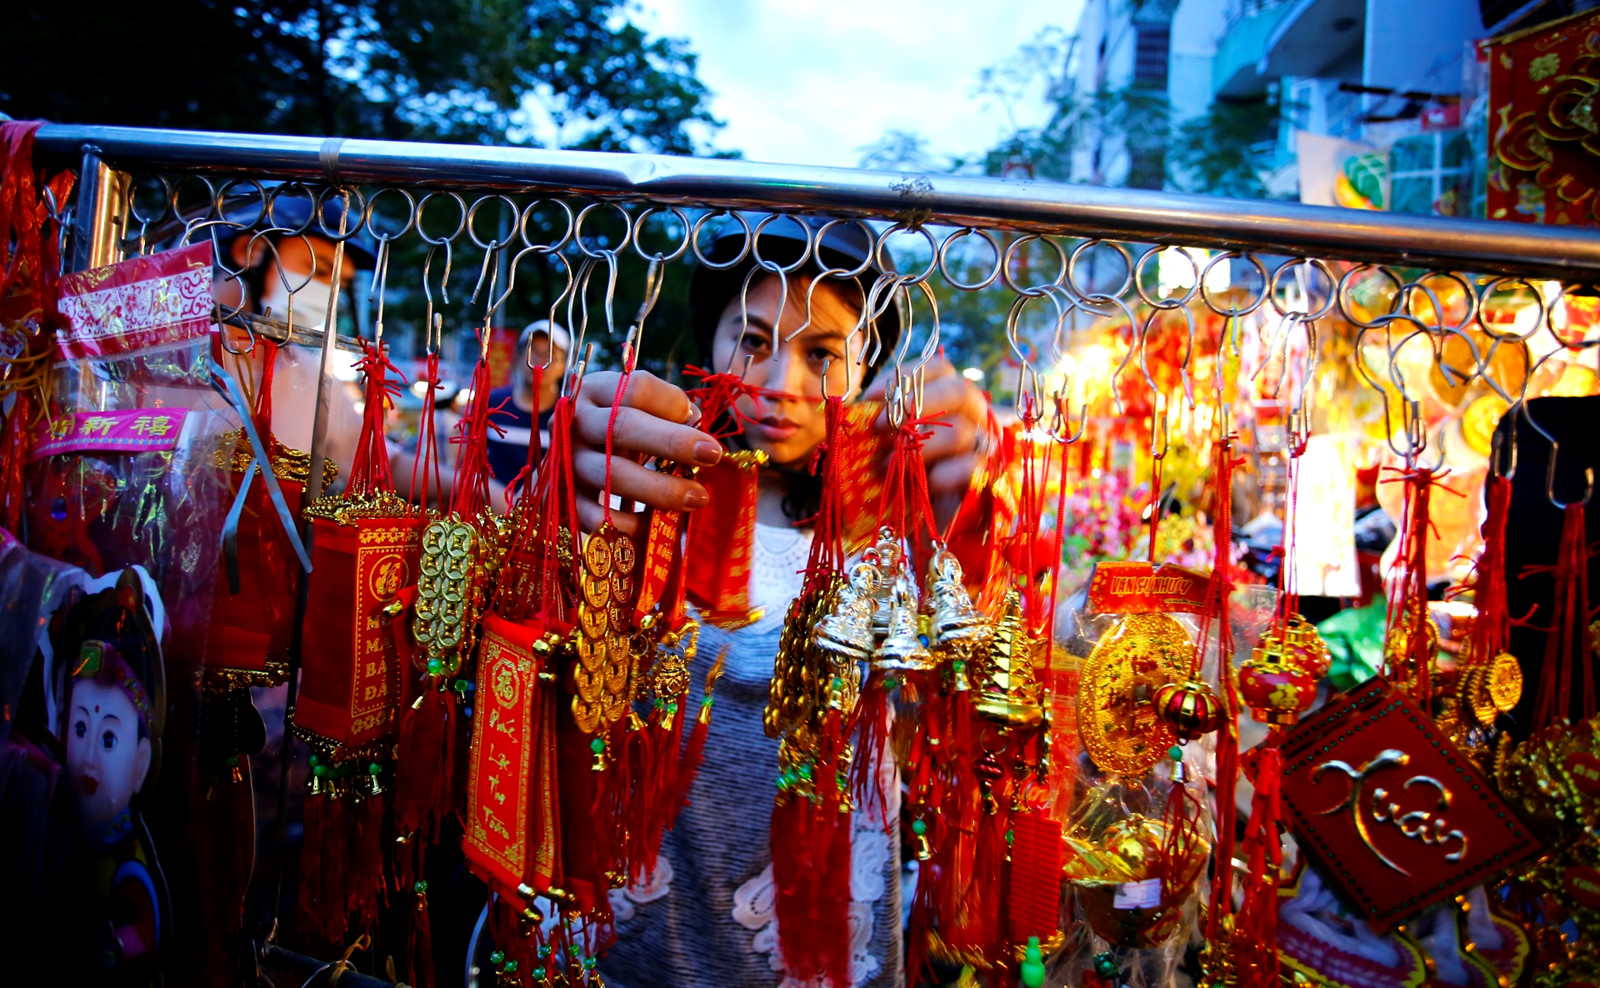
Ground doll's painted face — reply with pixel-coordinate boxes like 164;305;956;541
66;678;152;827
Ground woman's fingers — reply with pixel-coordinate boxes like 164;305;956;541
579;369;697;425
576;497;646;539
573;448;708;514
576;369;720;467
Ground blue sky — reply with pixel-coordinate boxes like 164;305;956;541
638;0;1085;168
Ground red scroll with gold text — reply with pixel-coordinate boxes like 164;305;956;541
465;613;560;898
296;515;421;749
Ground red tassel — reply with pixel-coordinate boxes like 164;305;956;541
851;676;893;820
671;695;714;821
407;886;435;988
297;792;351;947
348;792;386;936
393;686;456;844
1233;737;1284;988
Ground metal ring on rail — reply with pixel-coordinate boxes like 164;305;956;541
631;206;692;263
874;223;940;287
1000;234;1068;298
1545;281;1600;351
363;186;418;243
1267;257;1336;320
750;212;816;274
1476;277;1547;342
1399;270;1478;336
1198;251;1270;318
312;185;369;243
936;227;1004;292
416;191;469;246
517;198;575;256
1066;238;1134;303
782;218;876;344
573;200;634;259
466;194;522;251
690;210;751;269
1134;245;1200;310
171;173;221;231
1003;290;1065;421
1336;264;1406;329
125;175;173;255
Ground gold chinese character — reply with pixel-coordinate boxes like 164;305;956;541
79;416;114;438
130;414;172;438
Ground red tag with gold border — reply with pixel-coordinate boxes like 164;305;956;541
464;613;559;897
1281;677;1542;931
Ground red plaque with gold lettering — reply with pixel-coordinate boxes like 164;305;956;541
1281;677;1542;931
464;613;560;898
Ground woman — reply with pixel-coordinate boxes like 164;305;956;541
570;219;990;988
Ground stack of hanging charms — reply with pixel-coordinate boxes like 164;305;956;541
909;366;1057;983
293;338;422;949
395;320;511;896
461;316;570;988
766;391;862;988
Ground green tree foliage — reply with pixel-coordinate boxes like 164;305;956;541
0;0;721;153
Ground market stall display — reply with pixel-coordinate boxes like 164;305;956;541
2;114;1600;988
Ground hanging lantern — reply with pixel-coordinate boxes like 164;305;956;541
1239;622;1322;726
1153;680;1225;742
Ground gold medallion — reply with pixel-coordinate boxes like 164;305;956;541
1078;612;1194;775
1461;393;1509;457
1486;651;1523;714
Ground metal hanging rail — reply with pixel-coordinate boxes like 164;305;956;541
32;123;1600;282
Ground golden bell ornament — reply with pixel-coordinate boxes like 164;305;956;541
926;547;990;648
814;560;880;661
972;590;1044;726
874;579;936;672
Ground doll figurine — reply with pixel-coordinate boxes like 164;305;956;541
53;569;169;981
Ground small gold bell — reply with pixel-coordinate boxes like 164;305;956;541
926;548;990;648
815;560;880;661
874;579;936;672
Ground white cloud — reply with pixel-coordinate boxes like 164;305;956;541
639;0;1083;167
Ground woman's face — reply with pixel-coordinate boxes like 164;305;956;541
710;274;866;469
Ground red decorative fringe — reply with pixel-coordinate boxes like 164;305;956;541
407;888;435;988
1234;738;1284;988
393;686;456;844
297;793;350;947
1519;502;1599;730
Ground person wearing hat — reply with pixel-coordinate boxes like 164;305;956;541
570;218;991;988
212;194;375;487
485;320;570;489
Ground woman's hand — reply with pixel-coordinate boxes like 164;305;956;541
865;356;993;530
571;370;724;536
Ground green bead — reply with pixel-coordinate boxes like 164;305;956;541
830;676;844;690
426;658;443;675
1006;828;1015;847
533;968;546;980
504;959;517;973
414;880;428;894
369;762;383;776
911;818;927;836
797;764;813;781
1169;745;1184;761
590;737;606;754
453;678;469;694
952;659;966;673
884;676;899;690
1021;936;1045;987
701;695;713;708
667;703;678;716
308;754;320;767
1094;951;1118;978
224;754;239;767
312;763;328;778
583;957;596;970
570;944;582;958
537;945;552;959
489;950;505;965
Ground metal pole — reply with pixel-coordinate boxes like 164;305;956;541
31;123;1600;282
69;147;129;272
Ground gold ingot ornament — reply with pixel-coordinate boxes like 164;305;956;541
971;589;1044;726
1078;613;1194;774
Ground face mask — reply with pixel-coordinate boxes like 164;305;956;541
261;273;334;329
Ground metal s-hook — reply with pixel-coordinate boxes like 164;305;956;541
1047;372;1087;444
621;256;665;374
1522;399;1594;507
